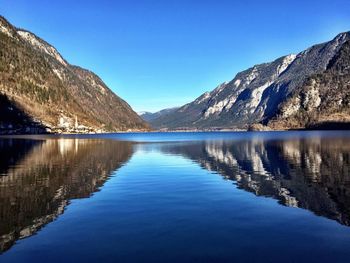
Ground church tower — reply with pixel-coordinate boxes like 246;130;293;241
75;116;78;129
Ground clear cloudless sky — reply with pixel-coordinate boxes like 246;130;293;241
1;0;350;112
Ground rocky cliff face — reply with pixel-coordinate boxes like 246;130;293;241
151;32;350;130
0;16;148;133
269;39;350;130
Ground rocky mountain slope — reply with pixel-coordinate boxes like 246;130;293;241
150;32;350;130
269;39;350;129
0;16;148;133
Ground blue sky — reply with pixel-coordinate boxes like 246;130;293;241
1;0;350;112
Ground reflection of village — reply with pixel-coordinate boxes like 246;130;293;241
0;138;133;253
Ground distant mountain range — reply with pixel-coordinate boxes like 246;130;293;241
149;32;350;130
0;16;149;134
139;107;179;122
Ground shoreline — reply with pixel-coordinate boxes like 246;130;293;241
1;129;350;138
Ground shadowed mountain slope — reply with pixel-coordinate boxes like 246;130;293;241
0;16;148;133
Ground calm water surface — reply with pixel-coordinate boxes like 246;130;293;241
0;131;350;262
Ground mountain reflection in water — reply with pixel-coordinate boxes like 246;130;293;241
0;134;350;254
159;137;350;226
0;138;133;252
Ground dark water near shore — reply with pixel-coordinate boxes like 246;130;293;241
0;131;350;262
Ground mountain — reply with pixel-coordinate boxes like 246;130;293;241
269;39;350;129
150;32;350;130
139;111;155;121
0;16;149;134
139;107;179;122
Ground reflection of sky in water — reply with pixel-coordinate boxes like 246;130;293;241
0;132;350;262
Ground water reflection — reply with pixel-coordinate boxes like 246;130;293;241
0;138;133;252
158;137;350;226
1;134;350;254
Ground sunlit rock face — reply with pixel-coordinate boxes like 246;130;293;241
150;32;350;130
270;39;350;130
0;138;134;252
160;137;350;226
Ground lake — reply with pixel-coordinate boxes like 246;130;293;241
0;131;350;262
